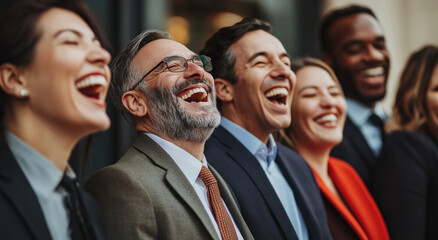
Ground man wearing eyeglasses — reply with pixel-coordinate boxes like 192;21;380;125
85;30;253;240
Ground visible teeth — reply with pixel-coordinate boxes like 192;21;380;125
76;75;107;89
265;87;288;98
315;114;337;123
363;67;384;77
181;87;207;100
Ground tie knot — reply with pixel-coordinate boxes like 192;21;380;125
369;113;384;127
60;174;77;192
198;166;217;186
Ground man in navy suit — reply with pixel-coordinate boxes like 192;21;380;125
319;5;391;187
200;18;332;240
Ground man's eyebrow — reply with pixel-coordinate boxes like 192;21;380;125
280;52;291;60
247;52;291;63
343;39;362;48
376;36;386;42
247;52;268;63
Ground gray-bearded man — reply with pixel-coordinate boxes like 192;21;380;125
85;30;253;240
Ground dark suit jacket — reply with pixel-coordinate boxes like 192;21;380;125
0;136;108;240
204;126;333;240
85;133;254;240
372;130;438;240
330;116;377;187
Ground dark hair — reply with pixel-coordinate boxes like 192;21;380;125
109;30;171;128
319;4;378;53
200;17;271;110
0;0;110;130
391;45;438;131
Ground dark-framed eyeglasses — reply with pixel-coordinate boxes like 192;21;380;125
129;55;213;91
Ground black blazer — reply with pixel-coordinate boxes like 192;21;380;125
372;130;438;240
0;136;108;240
204;126;333;240
330;116;377;187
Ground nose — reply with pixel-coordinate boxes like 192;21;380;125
364;45;385;62
183;61;205;79
87;44;111;65
270;59;293;81
320;92;337;108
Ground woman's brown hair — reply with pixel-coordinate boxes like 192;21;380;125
390;45;438;131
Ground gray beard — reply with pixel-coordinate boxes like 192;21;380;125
145;79;220;142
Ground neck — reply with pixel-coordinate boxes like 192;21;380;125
173;140;205;161
137;124;206;161
295;142;331;181
5;109;80;171
222;111;270;144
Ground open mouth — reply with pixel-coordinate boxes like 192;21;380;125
75;75;107;99
361;66;384;77
315;113;337;124
265;87;288;105
178;86;208;103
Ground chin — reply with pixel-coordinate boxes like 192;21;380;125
79;115;111;136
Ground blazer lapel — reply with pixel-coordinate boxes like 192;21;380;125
276;149;321;240
344;118;375;167
131;134;219;240
0;138;52;240
213;127;298;240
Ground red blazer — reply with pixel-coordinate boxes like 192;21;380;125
313;157;389;240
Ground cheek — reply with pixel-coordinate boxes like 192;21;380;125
337;97;347;114
426;94;438;122
292;102;312;127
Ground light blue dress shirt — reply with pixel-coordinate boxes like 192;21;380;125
145;133;244;240
346;98;388;156
221;117;309;240
5;131;71;240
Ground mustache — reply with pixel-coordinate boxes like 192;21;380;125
172;78;214;95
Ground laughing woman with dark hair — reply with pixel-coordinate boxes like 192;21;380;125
277;57;389;240
373;45;438;240
0;0;111;239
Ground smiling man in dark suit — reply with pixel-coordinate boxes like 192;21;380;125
319;5;391;187
200;18;332;240
85;30;253;240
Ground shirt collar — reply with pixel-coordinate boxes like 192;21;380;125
346;98;387;125
145;133;207;185
5;131;64;197
255;135;278;168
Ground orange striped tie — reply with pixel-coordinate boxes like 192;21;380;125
198;166;238;240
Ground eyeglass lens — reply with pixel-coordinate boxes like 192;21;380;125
165;55;212;72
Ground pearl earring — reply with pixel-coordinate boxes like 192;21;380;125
19;89;28;97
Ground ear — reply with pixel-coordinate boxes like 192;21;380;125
121;91;148;117
215;78;234;103
0;64;28;98
321;52;333;67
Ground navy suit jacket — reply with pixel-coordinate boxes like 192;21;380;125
330;116;377;187
0;136;108;240
204;126;332;240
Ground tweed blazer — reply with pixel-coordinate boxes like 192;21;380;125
85;133;253;240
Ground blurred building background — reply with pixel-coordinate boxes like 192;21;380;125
1;0;437;179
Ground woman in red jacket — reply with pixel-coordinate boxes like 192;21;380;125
277;57;389;240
